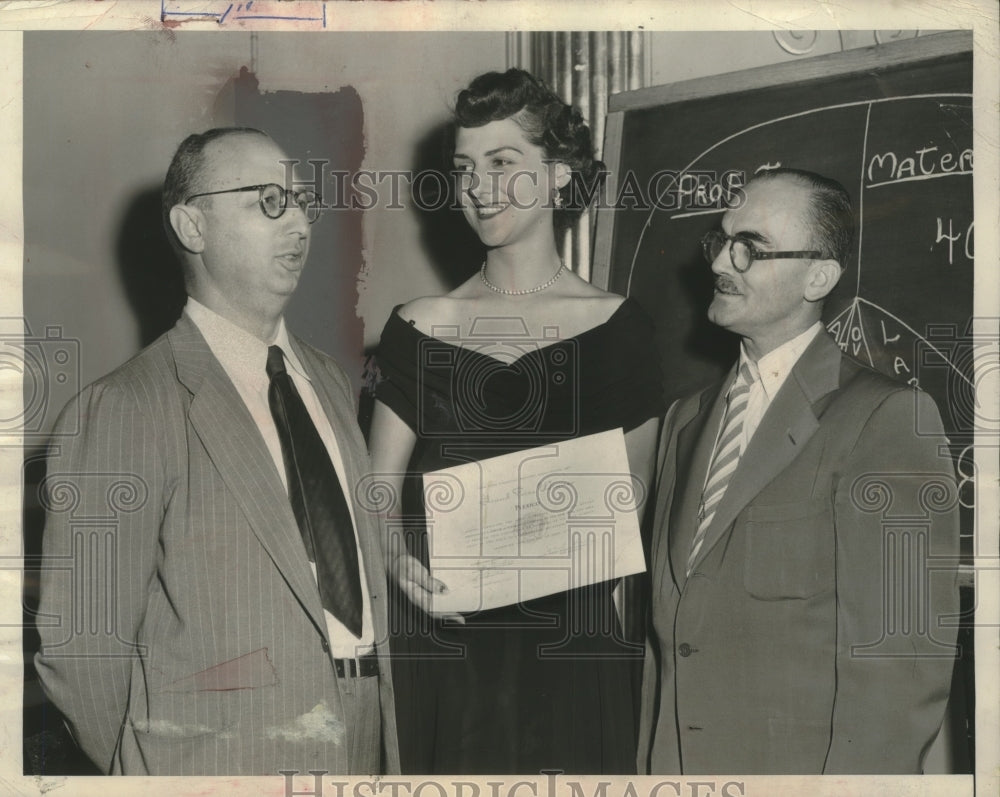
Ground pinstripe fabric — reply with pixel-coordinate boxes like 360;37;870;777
35;314;399;776
687;362;753;575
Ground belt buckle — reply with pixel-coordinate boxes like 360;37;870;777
334;657;356;678
335;652;376;678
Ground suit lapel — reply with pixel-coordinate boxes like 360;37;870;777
667;380;728;587
289;339;385;588
168;316;329;637
291;338;394;650
292;337;400;770
688;332;843;571
290;339;365;493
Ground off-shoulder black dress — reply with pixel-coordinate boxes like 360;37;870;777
375;297;665;774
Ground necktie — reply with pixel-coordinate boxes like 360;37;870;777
266;345;363;636
687;361;755;576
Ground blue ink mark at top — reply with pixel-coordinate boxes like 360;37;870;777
162;0;327;28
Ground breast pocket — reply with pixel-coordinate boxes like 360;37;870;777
743;497;835;600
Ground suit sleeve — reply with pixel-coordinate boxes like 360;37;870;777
34;380;164;772
824;388;960;773
636;398;681;775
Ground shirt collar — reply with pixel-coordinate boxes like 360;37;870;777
272;320;311;383
738;321;823;402
184;297;310;388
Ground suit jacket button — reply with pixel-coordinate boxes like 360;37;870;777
678;643;693;657
321;638;330;653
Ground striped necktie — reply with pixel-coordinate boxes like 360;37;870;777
687;361;755;576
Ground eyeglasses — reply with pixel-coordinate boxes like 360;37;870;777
185;183;323;224
701;230;821;273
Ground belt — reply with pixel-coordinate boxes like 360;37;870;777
333;651;379;679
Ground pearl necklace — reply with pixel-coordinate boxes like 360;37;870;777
480;261;565;296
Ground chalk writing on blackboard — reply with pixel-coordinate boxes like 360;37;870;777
623;93;973;395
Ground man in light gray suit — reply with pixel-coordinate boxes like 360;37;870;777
35;127;399;776
638;169;959;774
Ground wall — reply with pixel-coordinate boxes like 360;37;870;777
648;29;945;84
24;31;244;433
23;30;507;435
23;29;945;422
250;32;506;367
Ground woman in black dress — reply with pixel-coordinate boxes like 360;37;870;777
369;69;664;774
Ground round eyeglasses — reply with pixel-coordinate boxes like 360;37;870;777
701;230;821;273
186;183;323;224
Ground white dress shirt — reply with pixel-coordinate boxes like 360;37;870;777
185;298;373;657
737;321;824;451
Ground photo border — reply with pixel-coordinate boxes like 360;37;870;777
1;2;995;796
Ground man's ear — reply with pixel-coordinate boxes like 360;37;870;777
552;161;571;190
168;204;207;255
804;259;842;302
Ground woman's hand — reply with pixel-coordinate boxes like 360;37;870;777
390;552;466;624
370;400;465;623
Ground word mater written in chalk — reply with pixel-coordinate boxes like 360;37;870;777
866;144;973;186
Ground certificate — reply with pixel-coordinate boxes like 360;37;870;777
422;428;646;613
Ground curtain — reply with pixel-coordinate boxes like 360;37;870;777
508;32;646;281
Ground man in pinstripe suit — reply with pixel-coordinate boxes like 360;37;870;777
35;128;399;775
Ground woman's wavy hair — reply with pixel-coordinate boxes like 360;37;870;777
453;69;605;228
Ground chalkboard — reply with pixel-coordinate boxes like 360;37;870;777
593;32;974;532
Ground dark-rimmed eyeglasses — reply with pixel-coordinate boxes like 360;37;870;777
701;230;821;273
186;183;323;224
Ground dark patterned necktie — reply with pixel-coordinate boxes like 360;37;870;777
266;345;363;636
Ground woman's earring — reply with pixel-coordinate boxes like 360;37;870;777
552;189;563;209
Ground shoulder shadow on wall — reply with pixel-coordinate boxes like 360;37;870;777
116;186;187;347
358;121;484;438
409;120;483;293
